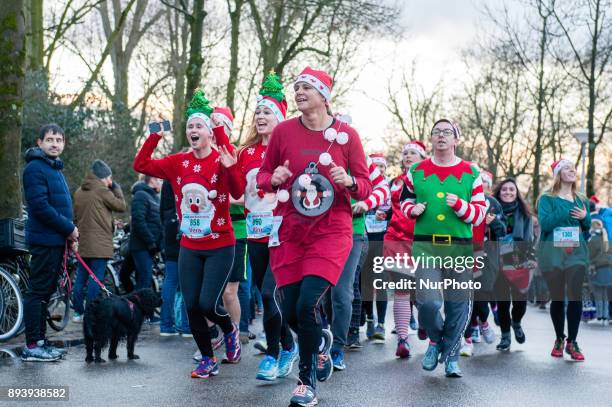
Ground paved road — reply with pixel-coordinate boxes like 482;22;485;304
1;305;611;407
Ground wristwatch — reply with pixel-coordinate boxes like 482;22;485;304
349;176;357;191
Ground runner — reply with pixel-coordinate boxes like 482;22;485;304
257;67;372;406
330;150;389;369
382;141;427;358
460;170;505;357
401;119;486;378
491;177;535;351
236;72;298;381
537;159;590;361
133;90;243;378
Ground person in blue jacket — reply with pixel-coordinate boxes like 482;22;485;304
21;124;79;362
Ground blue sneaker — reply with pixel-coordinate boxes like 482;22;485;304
445;360;463;377
256;355;278;381
191;356;219;378
289;384;318;407
331;348;346;371
366;318;375;340
42;340;67;357
21;345;60;362
278;343;299;378
409;314;418;331
315;329;333;382
421;343;440;371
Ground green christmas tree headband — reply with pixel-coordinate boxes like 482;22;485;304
186;89;213;130
256;71;287;122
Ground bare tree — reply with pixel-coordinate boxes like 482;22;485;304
0;0;26;217
226;0;247;111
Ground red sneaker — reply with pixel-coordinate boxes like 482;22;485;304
395;338;411;359
565;340;584;361
551;338;564;358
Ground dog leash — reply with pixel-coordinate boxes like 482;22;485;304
71;248;112;296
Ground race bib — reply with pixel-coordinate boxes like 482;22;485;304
553;226;580;248
246;211;274;239
365;214;387;233
268;216;283;247
180;212;212;239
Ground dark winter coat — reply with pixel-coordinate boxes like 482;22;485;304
22;147;75;247
160;180;180;261
73;174;126;258
129;182;162;253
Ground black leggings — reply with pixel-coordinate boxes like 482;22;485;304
278;275;330;387
361;233;387;324
179;246;235;357
248;241;294;358
543;265;586;342
495;273;527;334
464;300;491;338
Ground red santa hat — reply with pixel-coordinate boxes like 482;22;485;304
480;170;493;187
369;152;387;167
551;159;572;179
403;140;427;158
212;106;234;131
294;67;333;101
590;195;600;205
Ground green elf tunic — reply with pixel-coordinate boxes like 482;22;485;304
401;158;486;259
537;194;590;273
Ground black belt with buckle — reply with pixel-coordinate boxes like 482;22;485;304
413;234;472;246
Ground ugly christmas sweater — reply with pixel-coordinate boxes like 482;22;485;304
400;157;486;258
257;117;372;287
133;128;243;251
353;155;391;236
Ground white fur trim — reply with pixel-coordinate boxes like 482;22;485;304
256;96;284;123
553;159;571;178
211;113;233;131
295;73;331;101
187;113;212;131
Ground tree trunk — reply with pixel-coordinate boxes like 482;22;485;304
226;0;244;112
532;12;548;207
0;0;25;218
25;0;43;71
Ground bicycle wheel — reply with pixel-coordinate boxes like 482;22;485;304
47;279;70;332
0;267;24;341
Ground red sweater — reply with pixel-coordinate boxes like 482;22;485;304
257;117;372;286
133;128;243;250
385;173;415;242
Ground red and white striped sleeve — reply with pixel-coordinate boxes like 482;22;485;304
399;170;417;218
363;156;390;210
451;174;486;226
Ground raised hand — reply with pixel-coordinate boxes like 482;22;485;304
218;145;237;168
330;163;352;187
271;160;293;187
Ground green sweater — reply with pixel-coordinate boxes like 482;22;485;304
536;194;590;272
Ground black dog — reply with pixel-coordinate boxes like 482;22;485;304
84;288;161;363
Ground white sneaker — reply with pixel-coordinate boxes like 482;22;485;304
460;340;474;357
193;351;202;362
471;327;482;343
481;324;495;344
72;313;83;323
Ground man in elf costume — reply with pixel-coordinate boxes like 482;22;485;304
400;119;486;378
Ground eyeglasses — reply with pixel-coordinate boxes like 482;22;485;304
431;129;455;137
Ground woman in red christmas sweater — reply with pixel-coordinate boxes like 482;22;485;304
133;90;244;379
257;67;372;407
382;141;427;357
237;72;298;381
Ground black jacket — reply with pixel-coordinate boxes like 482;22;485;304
129;181;162;252
160;180;180;260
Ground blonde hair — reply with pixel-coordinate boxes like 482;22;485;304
240;115;263;149
536;168;581;210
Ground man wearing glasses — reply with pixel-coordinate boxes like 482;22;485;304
400;119;486;377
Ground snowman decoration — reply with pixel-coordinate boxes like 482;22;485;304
180;183;216;238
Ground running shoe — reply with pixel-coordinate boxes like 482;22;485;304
331;348;346;371
21;345;60;362
470;327;481;343
460;340;473;357
160;330;179;337
409;314;418;331
315;328;333;382
444;360;463;378
551;338;564;358
71;313;83;323
239;331;251;344
289;384;318;407
481;323;495;344
395;338;411;359
253;340;268;354
193;350;202;362
565;340;584;361
224;324;241;363
372;324;386;343
256;355;278;381
346;328;363;350
496;334;511;351
417;328;428;341
512;322;526;344
421;342;439;371
191;356;219;378
366;318;375;340
211;327;224;350
278;343;299;378
43;340;67;357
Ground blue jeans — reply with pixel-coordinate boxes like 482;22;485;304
174;291;190;333
132;250;153;290
238;258;252;332
72;258;108;315
331;234;365;349
161;260;189;333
